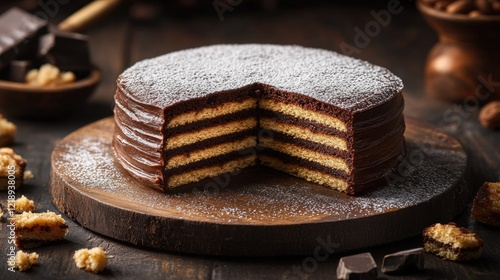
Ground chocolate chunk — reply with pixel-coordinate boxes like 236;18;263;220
0;8;48;69
8;60;33;82
381;248;424;275
38;28;91;77
337;252;377;280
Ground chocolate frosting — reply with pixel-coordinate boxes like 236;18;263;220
113;44;405;194
117;44;403;112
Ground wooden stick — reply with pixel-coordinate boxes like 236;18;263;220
58;0;121;32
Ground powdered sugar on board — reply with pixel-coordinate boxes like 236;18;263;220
118;44;403;112
52;118;466;225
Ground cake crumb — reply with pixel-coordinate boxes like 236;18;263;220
471;182;500;227
24;170;34;180
14;250;39;271
13;211;68;249
15;195;35;213
423;223;483;261
0;148;27;190
73;247;108;273
0;114;16;147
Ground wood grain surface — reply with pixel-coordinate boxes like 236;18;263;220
0;0;499;279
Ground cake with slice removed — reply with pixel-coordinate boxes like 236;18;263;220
113;44;405;195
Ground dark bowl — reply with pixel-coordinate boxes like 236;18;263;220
417;1;500;102
0;68;101;119
417;1;500;46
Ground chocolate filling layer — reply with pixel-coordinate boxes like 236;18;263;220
165;129;257;159
260;130;350;159
260;149;349;179
165;108;256;137
423;237;482;253
164;85;259;120
259;109;348;138
164;148;256;176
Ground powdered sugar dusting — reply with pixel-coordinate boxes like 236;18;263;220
55;136;134;192
52;120;466;225
118;44;403;111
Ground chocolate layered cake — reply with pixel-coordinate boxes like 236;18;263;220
113;44;405;195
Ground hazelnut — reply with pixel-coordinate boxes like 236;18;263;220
479;101;500;129
446;0;475;14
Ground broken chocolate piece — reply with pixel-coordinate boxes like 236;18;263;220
337;252;377;280
8;60;33;82
38;27;91;77
381;247;424;274
0;8;47;69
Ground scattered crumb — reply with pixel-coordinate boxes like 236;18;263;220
14;250;39;271
25;64;76;86
73;247;108;273
471;182;500;227
23;170;34;180
0;147;27;190
0;114;16;147
13;211;68;249
423;223;483;261
15;195;35;213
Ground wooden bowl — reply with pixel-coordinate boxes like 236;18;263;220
0;68;101;119
417;1;500;103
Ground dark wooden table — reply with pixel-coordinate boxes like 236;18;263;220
1;1;499;279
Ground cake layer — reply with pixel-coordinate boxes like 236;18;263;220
259;154;349;192
168;99;257;128
166;118;257;150
259;110;347;138
260;149;348;179
260;118;348;151
261;130;350;159
259;98;347;132
165;148;256;176
164;108;256;137
259;137;349;173
166;137;256;168
167;154;256;188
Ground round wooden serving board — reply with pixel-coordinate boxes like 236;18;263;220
51;117;469;256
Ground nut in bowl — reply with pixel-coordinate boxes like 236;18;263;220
417;0;500;103
0;67;100;120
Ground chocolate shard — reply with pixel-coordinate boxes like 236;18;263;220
337;252;377;280
381;247;424;275
8;60;33;82
38;27;92;77
0;8;47;69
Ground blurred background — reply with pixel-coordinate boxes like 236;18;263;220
0;0;432;106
